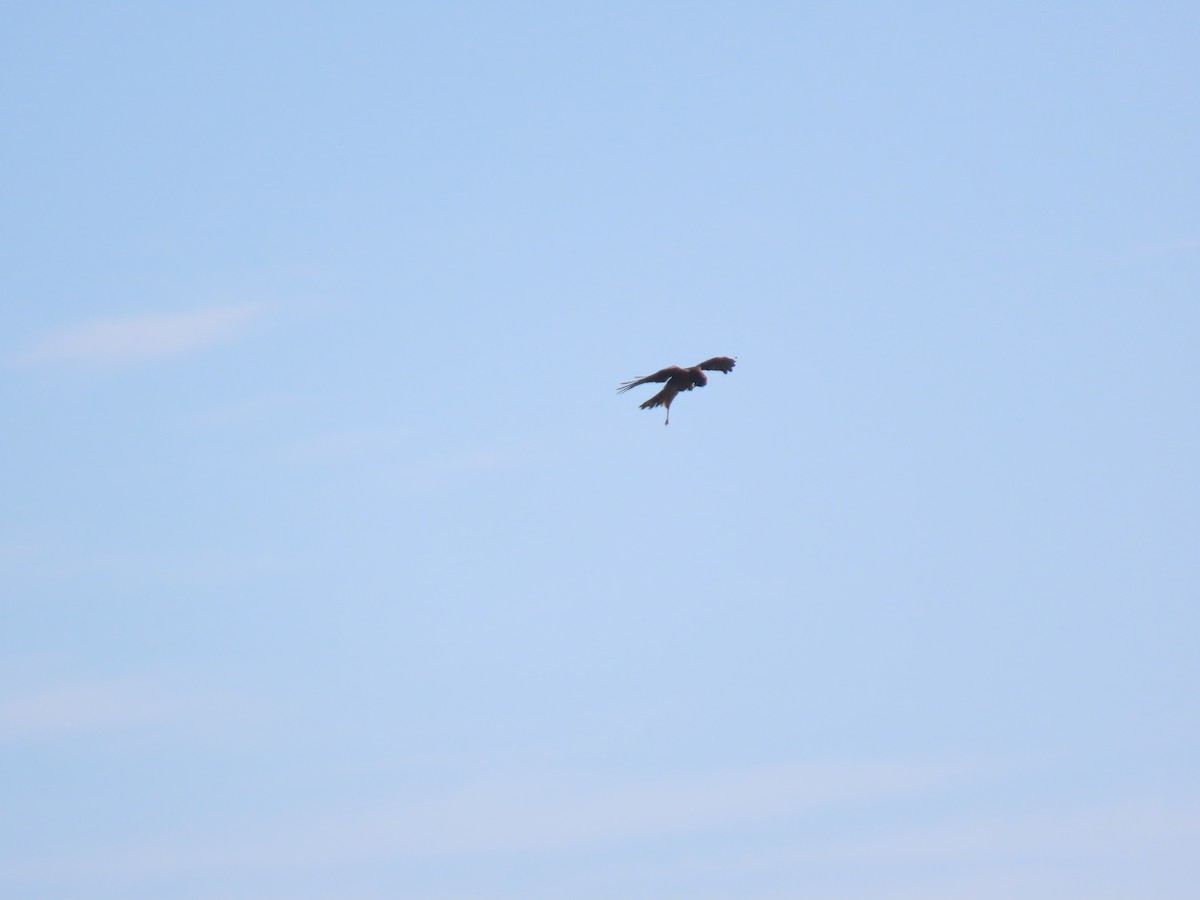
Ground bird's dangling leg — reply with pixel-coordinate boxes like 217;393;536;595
664;407;670;425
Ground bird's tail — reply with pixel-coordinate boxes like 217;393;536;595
639;385;676;411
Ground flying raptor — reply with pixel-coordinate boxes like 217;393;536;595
617;356;736;425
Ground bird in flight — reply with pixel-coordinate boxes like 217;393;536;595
617;356;736;425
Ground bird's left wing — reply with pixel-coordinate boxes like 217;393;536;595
696;356;736;374
616;365;684;393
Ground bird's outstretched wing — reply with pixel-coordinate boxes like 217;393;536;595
616;365;686;393
696;356;736;374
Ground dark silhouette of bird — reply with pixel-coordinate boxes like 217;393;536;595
617;356;736;424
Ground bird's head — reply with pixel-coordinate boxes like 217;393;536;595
693;370;709;387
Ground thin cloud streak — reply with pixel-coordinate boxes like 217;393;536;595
0;760;971;881
12;305;262;366
707;792;1200;872
0;677;172;741
8;763;1195;900
0;670;264;747
280;428;547;490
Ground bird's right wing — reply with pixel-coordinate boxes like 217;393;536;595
616;365;684;393
696;356;736;374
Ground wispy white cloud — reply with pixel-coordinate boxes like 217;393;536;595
0;677;172;741
0;531;293;589
6;759;1197;900
182;392;308;428
706;790;1200;870
1121;234;1200;265
363;760;967;856
1;759;970;880
12;304;262;366
1154;235;1200;255
685;791;1200;900
0;667;263;748
280;428;546;489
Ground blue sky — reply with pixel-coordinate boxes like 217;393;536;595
2;3;1198;898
